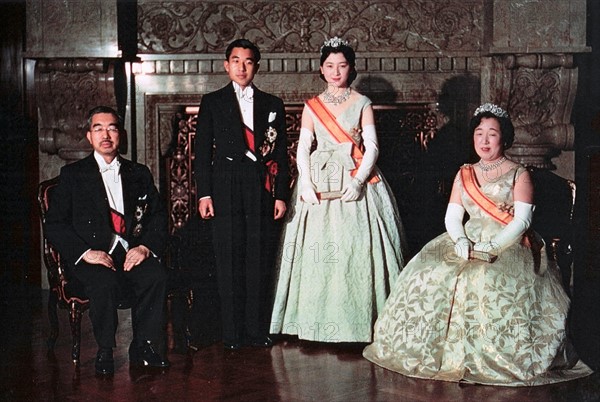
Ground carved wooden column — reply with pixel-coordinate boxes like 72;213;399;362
36;59;118;163
482;0;588;171
26;0;121;175
482;54;578;169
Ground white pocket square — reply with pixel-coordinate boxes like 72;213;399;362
268;112;277;123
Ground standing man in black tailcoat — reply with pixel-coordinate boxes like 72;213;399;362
195;38;290;350
45;106;170;375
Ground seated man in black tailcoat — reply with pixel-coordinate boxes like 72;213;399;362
45;106;170;375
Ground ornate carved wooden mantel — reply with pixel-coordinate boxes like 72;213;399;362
30;0;588;182
26;0;589;285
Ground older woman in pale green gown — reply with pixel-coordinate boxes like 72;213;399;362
363;103;593;386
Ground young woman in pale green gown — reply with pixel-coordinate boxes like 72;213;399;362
269;38;407;343
363;103;594;386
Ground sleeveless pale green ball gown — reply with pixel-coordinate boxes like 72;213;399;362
270;95;407;343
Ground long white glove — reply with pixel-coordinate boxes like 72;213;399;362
444;202;471;260
297;127;319;204
341;124;378;202
444;202;473;260
473;201;535;256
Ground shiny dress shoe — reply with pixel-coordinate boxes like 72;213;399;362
95;348;114;376
129;341;170;368
246;336;273;347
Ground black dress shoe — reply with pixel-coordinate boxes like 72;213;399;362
246;336;273;347
95;348;114;376
129;341;170;368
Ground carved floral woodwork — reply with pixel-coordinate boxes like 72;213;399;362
166;104;436;233
166;107;304;233
30;0;588;173
168;112;197;232
138;0;483;54
482;54;579;169
36;59;117;162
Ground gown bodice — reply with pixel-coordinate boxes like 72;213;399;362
460;164;525;244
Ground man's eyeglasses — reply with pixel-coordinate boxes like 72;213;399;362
92;126;119;134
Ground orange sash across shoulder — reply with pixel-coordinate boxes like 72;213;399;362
460;165;513;225
306;97;379;184
460;164;538;251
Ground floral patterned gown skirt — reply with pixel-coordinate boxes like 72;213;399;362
363;165;593;386
269;95;407;342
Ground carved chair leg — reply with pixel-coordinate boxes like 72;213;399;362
47;290;59;351
69;302;84;366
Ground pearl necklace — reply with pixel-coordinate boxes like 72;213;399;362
323;87;351;105
478;156;507;172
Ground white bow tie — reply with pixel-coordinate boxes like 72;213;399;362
100;159;121;174
238;86;254;101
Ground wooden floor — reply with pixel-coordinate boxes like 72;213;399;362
1;287;599;402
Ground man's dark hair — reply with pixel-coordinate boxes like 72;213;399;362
225;39;261;63
86;106;123;131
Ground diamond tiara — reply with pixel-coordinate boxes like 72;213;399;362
321;37;350;52
474;103;509;119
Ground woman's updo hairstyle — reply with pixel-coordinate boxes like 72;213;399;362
319;37;357;85
469;103;515;150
